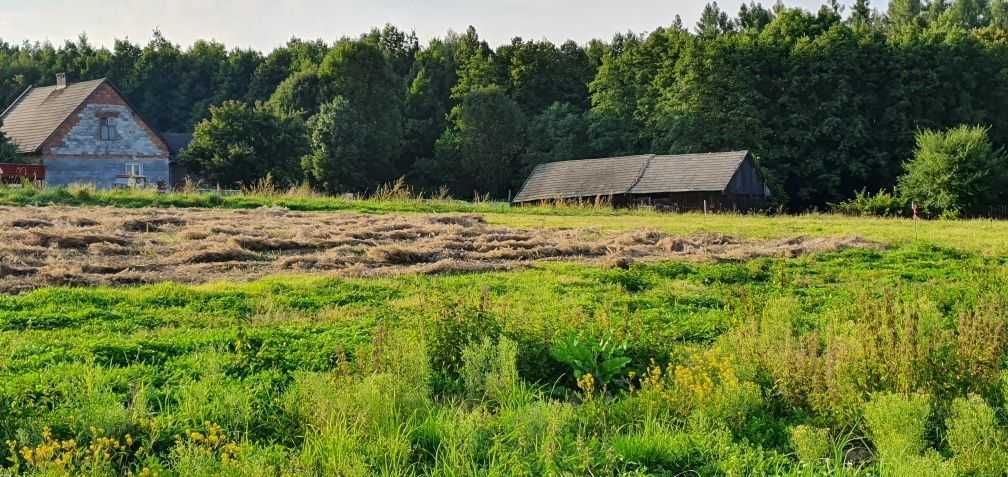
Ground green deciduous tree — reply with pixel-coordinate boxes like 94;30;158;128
401;39;457;175
449;27;499;99
182;100;308;186
316;39;403;184
521;102;590;175
268;67;324;118
898;125;1008;217
303;96;392;193
432;86;525;198
503;38;594;114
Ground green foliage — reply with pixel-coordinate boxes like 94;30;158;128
993;0;1008;27
549;335;632;390
8;16;1008;208
0;238;1005;474
0;119;22;164
889;0;924;25
832;189;908;217
898;125;1008;218
267;67;323;117
520;102;590;176
303;97;387;193
460;337;529;408
182;100;308;186
945;395;1008;474
425;298;501;393
947;0;993;28
433;86;526;198
697;2;737;36
863;393;932;460
789;425;832;465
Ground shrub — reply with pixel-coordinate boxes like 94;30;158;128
460;337;531;408
636;350;762;432
425;299;501;393
832;189;907;217
789;425;831;465
898;125;1008;218
945;395;1008;475
863;392;931;460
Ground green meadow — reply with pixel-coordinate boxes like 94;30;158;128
1;186;1008;475
1;239;1007;475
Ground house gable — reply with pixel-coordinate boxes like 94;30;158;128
40;82;169;159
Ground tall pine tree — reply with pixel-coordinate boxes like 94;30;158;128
888;0;923;24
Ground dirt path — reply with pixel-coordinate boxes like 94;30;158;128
0;206;879;293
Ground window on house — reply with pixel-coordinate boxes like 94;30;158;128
98;117;119;141
125;161;143;177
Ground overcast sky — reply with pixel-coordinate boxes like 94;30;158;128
0;0;884;51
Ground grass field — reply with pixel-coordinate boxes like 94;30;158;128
1;187;1007;476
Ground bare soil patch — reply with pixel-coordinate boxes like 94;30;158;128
0;206;880;293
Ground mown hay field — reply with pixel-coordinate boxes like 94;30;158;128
4;185;1008;254
0;206;876;293
0;196;1007;476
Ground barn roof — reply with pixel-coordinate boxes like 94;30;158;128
513;151;754;203
513;155;652;203
0;78;107;154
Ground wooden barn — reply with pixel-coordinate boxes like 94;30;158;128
0;74;171;189
513;151;771;212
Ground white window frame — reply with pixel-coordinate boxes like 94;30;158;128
125;161;143;178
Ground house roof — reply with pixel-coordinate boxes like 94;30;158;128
0;78;107;154
513;150;755;203
162;132;193;156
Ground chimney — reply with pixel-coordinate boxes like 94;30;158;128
55;73;67;90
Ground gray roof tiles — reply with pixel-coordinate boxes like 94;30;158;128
513;155;652;203
0;78;107;154
630;151;750;194
513;151;752;203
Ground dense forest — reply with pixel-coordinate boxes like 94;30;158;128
3;0;1008;210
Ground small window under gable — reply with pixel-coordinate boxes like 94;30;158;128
97;113;120;142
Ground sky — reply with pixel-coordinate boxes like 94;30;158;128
0;0;880;51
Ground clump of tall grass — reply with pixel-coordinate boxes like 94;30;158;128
726;287;1008;421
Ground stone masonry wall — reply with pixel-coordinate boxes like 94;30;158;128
40;82;170;188
44;156;170;188
48;103;164;157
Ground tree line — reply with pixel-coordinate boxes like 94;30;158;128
3;1;1008;210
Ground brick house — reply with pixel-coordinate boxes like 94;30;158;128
0;74;171;188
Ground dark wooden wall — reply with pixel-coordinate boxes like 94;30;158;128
726;157;767;196
629;191;768;212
